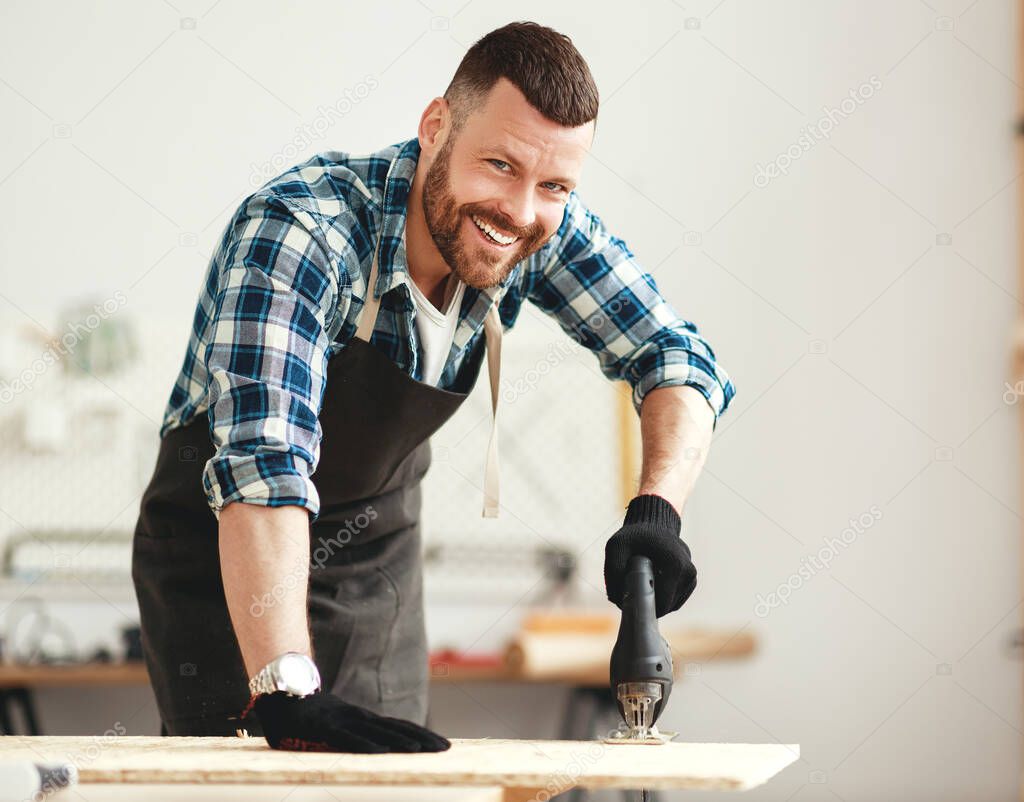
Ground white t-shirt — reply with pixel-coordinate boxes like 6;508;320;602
408;273;466;386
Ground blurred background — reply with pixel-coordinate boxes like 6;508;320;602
0;0;1020;799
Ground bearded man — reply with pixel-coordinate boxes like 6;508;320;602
131;20;735;751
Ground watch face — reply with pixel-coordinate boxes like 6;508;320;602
278;654;320;694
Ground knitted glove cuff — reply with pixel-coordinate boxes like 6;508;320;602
623;494;681;533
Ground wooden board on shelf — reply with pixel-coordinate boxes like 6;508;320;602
503;627;756;685
0;662;150;688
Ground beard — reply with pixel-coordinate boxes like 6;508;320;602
421;137;547;289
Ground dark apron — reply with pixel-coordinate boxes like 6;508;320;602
131;172;502;736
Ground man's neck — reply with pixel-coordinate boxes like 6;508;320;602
405;167;455;310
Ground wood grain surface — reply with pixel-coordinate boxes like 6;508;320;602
0;736;799;793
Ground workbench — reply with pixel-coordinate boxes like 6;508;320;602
0;735;800;800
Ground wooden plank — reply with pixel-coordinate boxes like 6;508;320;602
520;611;617;634
48;784;505;802
0;736;799;793
503;788;548;802
503;628;756;686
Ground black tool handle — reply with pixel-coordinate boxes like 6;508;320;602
609;555;673;714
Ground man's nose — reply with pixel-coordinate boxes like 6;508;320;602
497;183;535;230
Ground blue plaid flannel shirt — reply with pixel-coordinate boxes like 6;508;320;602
161;138;735;519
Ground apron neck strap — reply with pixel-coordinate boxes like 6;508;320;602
352;153;504;518
481;300;502;518
355;154;403;343
354;238;384;342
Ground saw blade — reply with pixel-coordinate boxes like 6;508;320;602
602;727;678;745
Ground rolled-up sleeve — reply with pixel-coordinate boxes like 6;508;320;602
526;192;735;419
201;193;341;520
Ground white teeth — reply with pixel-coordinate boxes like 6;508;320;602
472;215;518;245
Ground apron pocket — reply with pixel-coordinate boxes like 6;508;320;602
309;563;394;711
376;563;427;705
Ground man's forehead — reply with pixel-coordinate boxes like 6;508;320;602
458;83;593;171
477;123;589;165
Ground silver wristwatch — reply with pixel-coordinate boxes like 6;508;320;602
248;652;321;698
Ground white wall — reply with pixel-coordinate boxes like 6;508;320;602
0;1;1020;800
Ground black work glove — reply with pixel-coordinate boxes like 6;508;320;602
253;690;451;753
604;494;696;617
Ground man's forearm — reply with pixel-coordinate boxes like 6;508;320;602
219;503;312;678
637;385;716;514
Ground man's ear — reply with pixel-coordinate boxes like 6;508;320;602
417;97;450;155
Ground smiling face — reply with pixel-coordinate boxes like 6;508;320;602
419;78;595;289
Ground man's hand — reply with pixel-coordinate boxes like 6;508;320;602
604;494;697;617
253;691;451;753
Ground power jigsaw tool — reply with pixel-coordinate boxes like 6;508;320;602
607;555;676;744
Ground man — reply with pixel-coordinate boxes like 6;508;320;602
132;21;734;752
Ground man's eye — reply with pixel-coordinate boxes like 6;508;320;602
542;182;566;193
488;159;510;171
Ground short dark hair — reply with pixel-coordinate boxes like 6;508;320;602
444;21;599;130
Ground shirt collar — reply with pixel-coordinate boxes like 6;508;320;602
371;138;518;305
